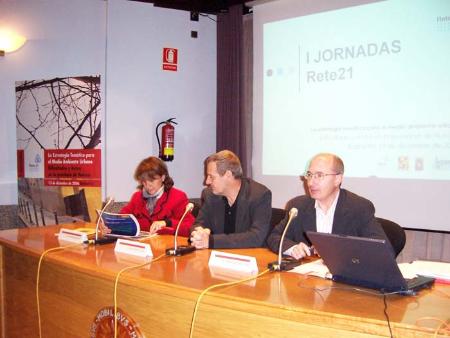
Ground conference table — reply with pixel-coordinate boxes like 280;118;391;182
0;223;449;337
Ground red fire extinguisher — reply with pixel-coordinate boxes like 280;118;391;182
156;118;177;161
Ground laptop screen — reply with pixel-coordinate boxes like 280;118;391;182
306;231;408;292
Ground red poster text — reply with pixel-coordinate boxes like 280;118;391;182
44;149;101;187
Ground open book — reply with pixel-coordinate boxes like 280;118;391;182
100;211;140;237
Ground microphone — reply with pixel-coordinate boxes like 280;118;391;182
95;196;114;241
166;202;196;256
268;207;300;271
84;237;118;245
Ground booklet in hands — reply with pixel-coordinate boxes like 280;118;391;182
100;211;140;237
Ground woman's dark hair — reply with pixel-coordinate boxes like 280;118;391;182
134;156;174;191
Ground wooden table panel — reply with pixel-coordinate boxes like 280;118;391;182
1;224;449;337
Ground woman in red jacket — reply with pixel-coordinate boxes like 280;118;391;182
117;156;194;237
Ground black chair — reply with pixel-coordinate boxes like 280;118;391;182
376;217;406;257
189;198;202;218
271;208;287;227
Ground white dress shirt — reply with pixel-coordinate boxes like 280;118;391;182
284;191;340;256
315;190;340;234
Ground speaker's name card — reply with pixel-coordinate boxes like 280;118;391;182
114;238;153;258
57;228;89;243
208;250;258;274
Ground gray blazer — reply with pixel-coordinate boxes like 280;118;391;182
266;189;387;254
192;178;272;249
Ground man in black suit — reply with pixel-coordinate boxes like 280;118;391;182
267;153;386;259
190;150;272;249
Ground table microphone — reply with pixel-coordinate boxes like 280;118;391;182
268;207;300;271
166;202;196;256
95;196;114;241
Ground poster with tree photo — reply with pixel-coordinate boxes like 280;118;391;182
16;76;102;226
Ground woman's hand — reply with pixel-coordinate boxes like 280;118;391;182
149;220;167;235
98;219;111;235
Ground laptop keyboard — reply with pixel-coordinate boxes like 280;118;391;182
405;275;435;292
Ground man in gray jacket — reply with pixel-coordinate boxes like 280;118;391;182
190;150;272;249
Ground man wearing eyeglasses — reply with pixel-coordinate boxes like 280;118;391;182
267;153;386;259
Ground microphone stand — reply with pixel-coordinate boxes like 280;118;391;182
166;203;196;256
268;208;301;271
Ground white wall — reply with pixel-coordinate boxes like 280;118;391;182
105;0;216;201
0;0;216;204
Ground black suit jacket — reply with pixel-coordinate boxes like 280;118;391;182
266;189;386;254
192;178;272;249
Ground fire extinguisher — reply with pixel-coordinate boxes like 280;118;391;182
156;118;177;161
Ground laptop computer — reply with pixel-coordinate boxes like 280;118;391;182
306;231;435;295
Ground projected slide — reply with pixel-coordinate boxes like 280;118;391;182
263;0;450;179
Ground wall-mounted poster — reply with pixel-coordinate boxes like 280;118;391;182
16;76;102;226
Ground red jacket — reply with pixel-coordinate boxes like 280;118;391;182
120;187;194;237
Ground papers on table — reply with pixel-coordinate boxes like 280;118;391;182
106;231;155;240
399;260;450;282
289;259;450;284
288;259;333;279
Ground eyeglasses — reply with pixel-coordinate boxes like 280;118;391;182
303;171;341;181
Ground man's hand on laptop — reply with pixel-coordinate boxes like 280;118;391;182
290;242;314;259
